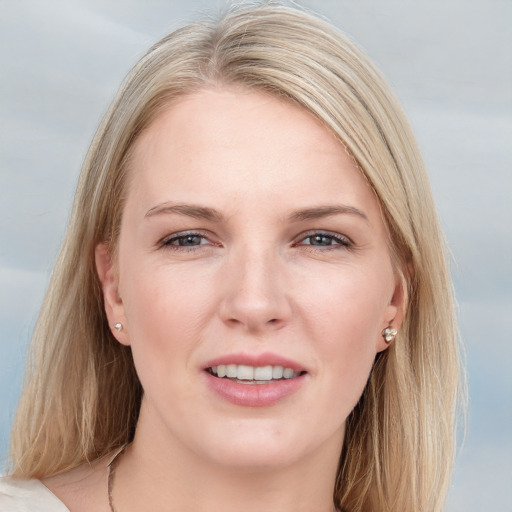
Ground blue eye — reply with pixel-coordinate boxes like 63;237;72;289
305;234;337;246
298;231;351;248
174;235;203;246
162;232;208;248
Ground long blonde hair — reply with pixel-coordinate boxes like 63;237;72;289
10;3;461;511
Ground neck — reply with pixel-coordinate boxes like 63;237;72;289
112;407;342;512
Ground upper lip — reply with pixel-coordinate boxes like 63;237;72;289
204;352;306;372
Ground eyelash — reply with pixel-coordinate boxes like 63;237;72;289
160;231;214;252
293;230;352;251
159;230;352;252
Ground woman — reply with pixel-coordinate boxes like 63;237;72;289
1;3;461;511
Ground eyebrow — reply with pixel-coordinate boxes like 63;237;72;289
145;202;224;222
145;202;368;223
288;205;369;223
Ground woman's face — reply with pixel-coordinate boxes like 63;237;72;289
98;88;403;471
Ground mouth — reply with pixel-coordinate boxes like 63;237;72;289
207;364;306;384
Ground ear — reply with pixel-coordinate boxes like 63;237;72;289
376;274;407;353
95;243;130;346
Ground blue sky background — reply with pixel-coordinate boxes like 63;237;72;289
1;1;511;509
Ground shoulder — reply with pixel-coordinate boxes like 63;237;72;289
42;456;112;512
0;476;69;511
1;452;115;512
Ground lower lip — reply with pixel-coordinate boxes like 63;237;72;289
204;371;306;407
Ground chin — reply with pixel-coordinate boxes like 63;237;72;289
192;417;341;473
206;441;303;473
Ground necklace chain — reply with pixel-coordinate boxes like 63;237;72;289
106;444;340;512
107;445;127;512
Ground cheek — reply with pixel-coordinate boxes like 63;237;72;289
119;263;216;385
123;259;213;329
299;263;390;343
297;265;389;406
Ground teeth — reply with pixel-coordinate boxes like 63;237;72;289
210;364;300;381
283;367;295;379
237;365;254;380
226;364;237;378
254;365;272;380
272;365;284;379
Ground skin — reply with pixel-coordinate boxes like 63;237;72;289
45;88;404;512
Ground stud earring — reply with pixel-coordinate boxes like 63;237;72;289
113;323;123;331
382;326;397;344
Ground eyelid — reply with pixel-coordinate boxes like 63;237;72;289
159;230;217;249
158;229;352;251
293;230;352;248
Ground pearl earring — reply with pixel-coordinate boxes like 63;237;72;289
113;323;123;331
382;327;397;344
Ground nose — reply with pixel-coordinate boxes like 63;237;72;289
218;246;292;333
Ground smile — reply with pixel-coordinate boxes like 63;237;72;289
204;355;307;406
208;364;301;384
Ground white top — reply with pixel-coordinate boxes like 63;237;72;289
0;476;69;511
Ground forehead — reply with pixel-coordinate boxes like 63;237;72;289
124;87;382;225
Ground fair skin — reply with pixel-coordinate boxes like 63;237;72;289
45;88;403;512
